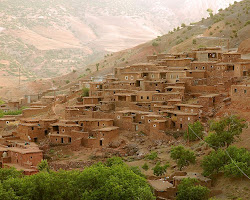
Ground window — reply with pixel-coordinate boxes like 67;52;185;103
151;74;154;78
202;66;205;70
30;156;32;159
141;96;143;100
117;115;120;119
31;127;34;130
234;88;237;93
176;75;179;79
217;67;220;70
170;75;173;79
148;120;151;123
6;121;9;124
147;96;149;100
153;124;157;127
188;117;190;121
195;67;198;69
211;65;214;68
244;90;247;94
125;76;128;80
62;129;65;132
131;76;134;80
141;116;144;119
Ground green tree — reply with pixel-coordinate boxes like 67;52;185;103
82;87;90;97
38;159;50;172
0;168;23;183
152;162;169;176
201;146;250;177
181;23;186;28
185;121;204;141
177;178;210;200
192;39;197;44
207;8;214;17
170;146;196;170
205;115;247;150
1;158;155;200
201;149;228;176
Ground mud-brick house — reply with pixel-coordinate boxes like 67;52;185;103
78;118;114;132
153;92;183;102
198;94;221;113
49;122;81;145
222;52;242;63
165;71;186;83
193;47;222;62
17;122;44;142
114;110;137;131
162;110;198;131
0;146;43;175
142;80;167;92
231;85;250;98
7;101;20;111
165;86;185;94
0;118;16;128
152;105;175;113
190;61;218;71
114;93;137;102
41;96;55;105
82;96;103;105
233;62;250;77
144;115;165;134
185;70;206;79
175;104;203;117
100;101;115;111
148;179;176;200
82;126;119;148
149;119;170;139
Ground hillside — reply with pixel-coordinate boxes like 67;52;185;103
0;0;241;84
0;0;249;100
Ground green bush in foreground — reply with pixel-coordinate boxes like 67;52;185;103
0;157;155;200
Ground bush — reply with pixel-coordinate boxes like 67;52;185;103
177;178;210;200
152;162;169;176
142;163;149;171
184;121;204;141
65;80;70;84
0;158;155;200
170;146;196;170
192;39;197;44
145;151;158;160
82;87;89;97
152;41;159;47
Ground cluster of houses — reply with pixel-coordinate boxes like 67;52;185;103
0;47;250;175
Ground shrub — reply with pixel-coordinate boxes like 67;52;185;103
142;163;149;171
152;41;159;47
82;87;90;97
152;162;169;176
177;178;210;200
145;151;158;160
170;146;196;170
65;80;70;84
192;39;197;44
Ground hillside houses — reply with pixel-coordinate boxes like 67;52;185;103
1;47;250;174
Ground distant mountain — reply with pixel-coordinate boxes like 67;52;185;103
0;0;242;80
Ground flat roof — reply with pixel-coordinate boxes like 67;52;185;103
8;147;43;154
161;110;198;116
175;104;203;108
93;126;119;132
148;180;173;191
